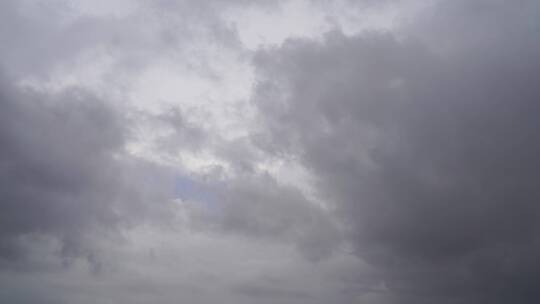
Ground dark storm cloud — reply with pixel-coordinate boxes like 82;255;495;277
0;74;175;268
251;0;540;302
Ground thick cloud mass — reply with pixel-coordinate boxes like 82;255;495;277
187;173;342;261
251;1;540;302
0;76;174;268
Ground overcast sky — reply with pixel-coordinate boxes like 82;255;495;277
1;0;540;303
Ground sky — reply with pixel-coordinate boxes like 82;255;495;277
1;0;540;303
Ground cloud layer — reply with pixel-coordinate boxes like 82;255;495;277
251;1;540;302
1;0;540;303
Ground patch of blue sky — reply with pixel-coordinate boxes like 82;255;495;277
174;174;221;211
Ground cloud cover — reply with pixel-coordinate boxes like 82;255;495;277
1;0;540;303
251;1;540;302
0;75;178;270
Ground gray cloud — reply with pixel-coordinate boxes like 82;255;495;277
198;173;342;261
0;0;247;83
251;1;540;302
3;0;540;303
0;73;176;270
233;282;313;301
